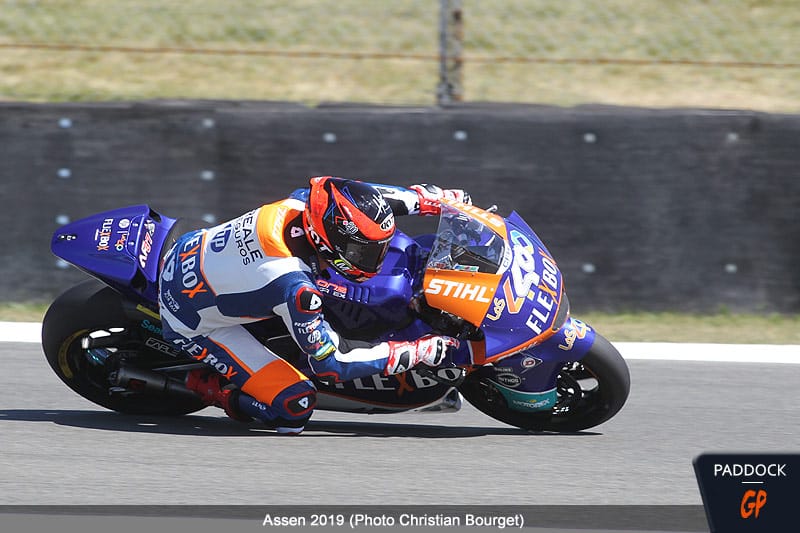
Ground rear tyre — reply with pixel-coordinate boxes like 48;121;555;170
42;279;206;416
459;333;630;432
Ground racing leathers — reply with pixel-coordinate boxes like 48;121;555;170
158;181;469;433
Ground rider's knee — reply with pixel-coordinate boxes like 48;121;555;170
272;380;317;422
238;379;317;432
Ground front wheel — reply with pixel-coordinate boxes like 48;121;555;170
459;333;630;432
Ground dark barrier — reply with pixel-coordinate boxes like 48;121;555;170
1;100;798;312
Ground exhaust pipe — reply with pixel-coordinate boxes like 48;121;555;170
111;365;199;401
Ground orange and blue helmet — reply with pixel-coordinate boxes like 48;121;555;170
303;177;396;281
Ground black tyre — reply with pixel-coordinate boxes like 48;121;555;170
42;279;206;416
459;333;630;432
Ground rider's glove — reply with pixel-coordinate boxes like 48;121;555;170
410;184;472;216
384;334;460;375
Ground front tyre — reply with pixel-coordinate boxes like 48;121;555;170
459;333;630;432
42;279;205;416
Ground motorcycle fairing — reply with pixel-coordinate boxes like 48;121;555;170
51;205;177;303
313;369;457;413
473;317;598;411
422;269;498;327
422;201;567;362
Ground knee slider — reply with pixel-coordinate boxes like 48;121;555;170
273;380;317;422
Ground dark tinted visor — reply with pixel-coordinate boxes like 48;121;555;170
342;237;391;273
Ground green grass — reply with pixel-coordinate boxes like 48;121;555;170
2;302;797;345
0;302;49;323
0;0;798;111
579;312;800;345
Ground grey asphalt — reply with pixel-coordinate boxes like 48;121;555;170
2;341;798;531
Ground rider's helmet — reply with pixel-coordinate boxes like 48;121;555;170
303;177;396;281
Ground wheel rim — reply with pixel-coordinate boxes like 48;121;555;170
552;361;602;418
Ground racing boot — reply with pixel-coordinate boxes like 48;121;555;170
384;334;459;375
184;370;253;422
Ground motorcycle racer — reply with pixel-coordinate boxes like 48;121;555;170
158;177;470;434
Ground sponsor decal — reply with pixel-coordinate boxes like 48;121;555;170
209;224;231;252
306;329;322;345
293;317;322;335
486;230;561;333
520;355;542;374
271;205;289;240
504;231;540;314
488;384;556;412
178;234;206;299
486;298;506;321
558;318;590;351
138;220;156;268
494;373;522;388
104;218;131;252
139;319;163;335
341;220;360;235
510;395;553;410
379;213;395;232
171;339;238;380
95;218;114;251
233;210;264;266
114;231;128;252
329;368;461;396
316;279;347;299
306;225;336;257
425;278;492;303
331;258;360;276
162;232;208;300
525;249;560;335
162;289;180;312
144;337;181;357
503;230;561;335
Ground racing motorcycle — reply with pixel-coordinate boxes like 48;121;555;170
43;199;630;432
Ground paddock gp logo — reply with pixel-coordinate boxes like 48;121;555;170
694;454;799;532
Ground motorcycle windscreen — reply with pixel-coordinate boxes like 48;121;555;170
422;201;507;326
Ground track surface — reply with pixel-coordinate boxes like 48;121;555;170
2;340;798;506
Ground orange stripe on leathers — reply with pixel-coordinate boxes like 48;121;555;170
242;359;309;405
255;200;300;258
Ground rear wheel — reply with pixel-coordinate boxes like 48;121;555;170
459;334;630;432
42;279;206;416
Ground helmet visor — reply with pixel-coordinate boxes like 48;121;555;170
342;237;392;275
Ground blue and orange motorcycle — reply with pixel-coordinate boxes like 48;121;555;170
43;199;630;432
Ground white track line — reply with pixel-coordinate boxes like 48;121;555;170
0;322;42;343
1;322;798;364
614;342;800;365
